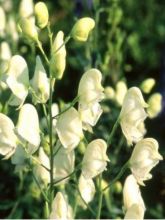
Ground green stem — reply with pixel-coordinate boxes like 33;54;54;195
48;76;54;206
32;171;49;203
96;174;103;219
76;185;95;217
52;96;79;119
54;36;71;54
37;40;49;65
102;161;130;192
47;23;53;53
107;117;120;146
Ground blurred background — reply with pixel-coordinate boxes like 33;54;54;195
0;0;164;218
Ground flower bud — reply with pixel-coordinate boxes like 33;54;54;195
0;113;17;158
31;56;50;104
78;174;95;204
19;18;38;42
19;0;33;18
34;2;49;29
104;86;115;100
5;55;29;106
53;144;75;184
0;6;6;36
123;175;145;211
124;204;145;220
16;104;40;154
119;87;148;145
140;78;155;94
130;138;163;185
0;41;11;61
71;17;95;42
50;31;66;79
115;81;127;106
56;107;83;151
147;93;162;118
82;139;109;179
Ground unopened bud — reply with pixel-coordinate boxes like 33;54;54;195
19;18;38;42
71;17;95;42
34;2;49;29
140;78;155;94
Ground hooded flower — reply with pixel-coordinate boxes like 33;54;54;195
78;174;95;205
124;203;145;220
16;103;40;154
31;56;49;104
4;55;29;106
78;69;104;131
50;192;73;219
33;147;50;185
147;93;162;119
56;107;83;151
119;87;148;145
82;139;109;179
53;144;75;185
0;113;17;158
129;138;163;186
123;175;145;211
71;17;95;42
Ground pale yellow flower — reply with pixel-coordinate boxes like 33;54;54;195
124;203;145;220
71;17;95;42
123;175;145;211
130;138;163;185
5;55;29;106
0;113;17;158
78;174;95;204
82;139;109;179
56;107;83;151
50;192;73;219
119;87;148;145
78;69;104;131
53;143;75;184
115;81;127;106
31;56;49;104
16;104;40;154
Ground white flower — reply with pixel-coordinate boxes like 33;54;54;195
119;87;148;145
31;56;50;104
78;174;95;204
0;41;11;61
124;204;145;220
50;192;73;219
123;175;145;211
71;17;95;42
147;93;162;119
56;107;83;151
53;144;75;185
0;113;17;158
50;31;66;79
52;103;59;130
33;147;50;185
5;55;29;106
130;138;163;185
16;104;40;154
82;139;109;179
78;69;104;131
